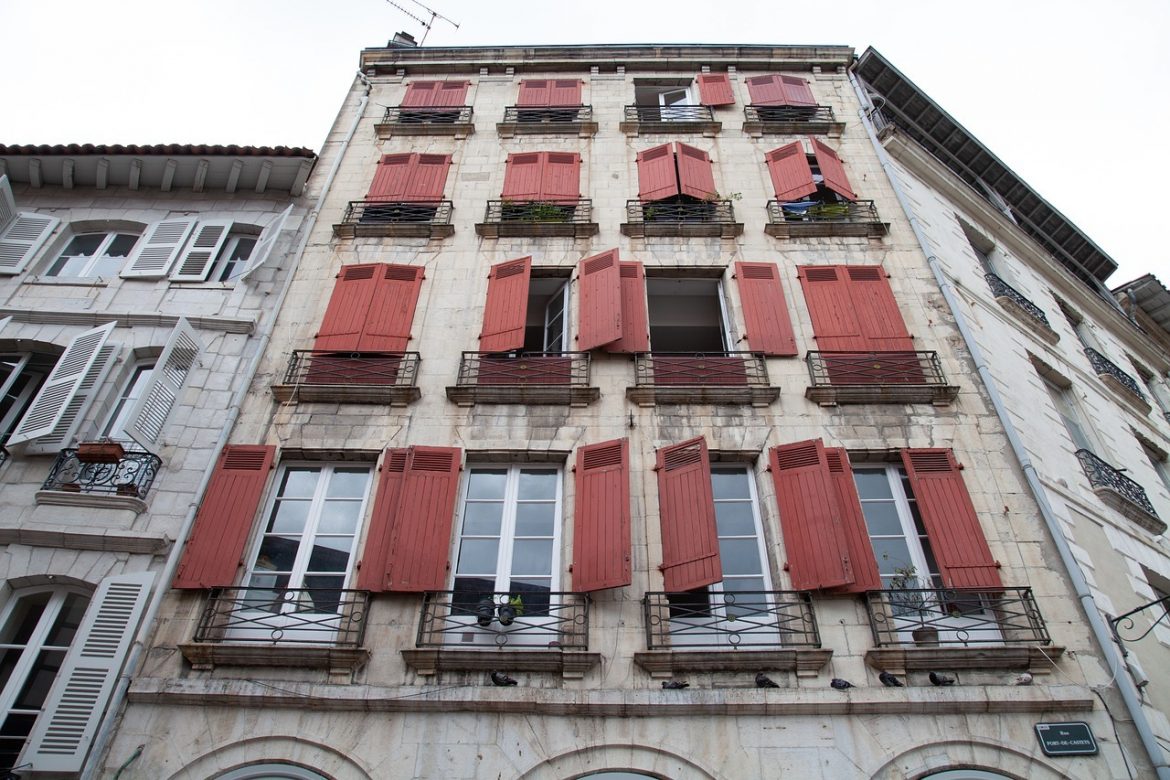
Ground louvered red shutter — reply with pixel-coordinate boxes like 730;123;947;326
798;265;865;351
572;438;632;591
825;448;882;592
676;143;717;200
902;449;1002;590
845;266;914;351
697;73;735;106
362;264;424;351
768;440;853;590
656;437;721;591
480;257;531;352
173;445;275;589
316;264;380;351
433;81;470;106
812;139;857;201
502;153;544;201
368;154;412;201
636;143;679;201
734;262;797;356
550;79;583;105
765;142;817;201
539;152;581;203
608;261;649;353
401;81;440;107
577;248;622;351
517;79;551;106
402;154;451;202
746;74;786;105
356;448;409;592
383;446;463;591
780;75;817;106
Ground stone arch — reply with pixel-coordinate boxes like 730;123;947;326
517;743;721;780
165;736;371;780
871;738;1073;780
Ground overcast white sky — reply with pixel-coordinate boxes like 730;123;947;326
3;0;1168;284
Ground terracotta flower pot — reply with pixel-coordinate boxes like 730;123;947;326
76;442;125;464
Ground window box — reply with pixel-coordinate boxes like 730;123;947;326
627;352;778;406
765;199;888;238
333;200;454;239
446;351;597;406
475;199;598;238
742;104;845;137
804;350;960;406
76;441;125;463
374;105;474;137
272;350;421;406
497;105;598;137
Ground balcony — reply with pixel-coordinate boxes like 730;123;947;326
621;200;743;239
402;590;600;679
742;104;845;137
180;587;370;673
984;274;1059;344
764;199;888;239
804;351;959;406
271;350;421;406
474;199;598;239
37;445;161;511
634;591;830;678
1083;347;1151;412
445;352;597;406
496;105;597;137
1076;449;1166;533
619;104;720;136
374;105;474;137
626;352;779;406
332;200;454;239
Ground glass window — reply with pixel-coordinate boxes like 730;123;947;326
212;234;258;282
46;232;139;278
853;464;940;589
101;363;155;442
0;355;49;449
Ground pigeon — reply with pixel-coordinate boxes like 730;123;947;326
830;678;855;690
755;673;780;689
489;671;517;687
1013;672;1033;686
661;679;689;690
929;671;955;687
878;671;904;688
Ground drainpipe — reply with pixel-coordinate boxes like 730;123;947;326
81;74;373;780
848;70;1170;780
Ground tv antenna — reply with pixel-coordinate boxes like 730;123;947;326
385;0;460;45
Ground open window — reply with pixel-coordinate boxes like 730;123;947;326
0;175;60;276
633;80;697;121
647;274;731;352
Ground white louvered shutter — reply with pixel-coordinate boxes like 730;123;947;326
0;176;60;276
19;571;155;774
120;219;196;278
124;318;202;452
22;343;120;454
8;323;118;446
170;220;232;281
239;204;293;282
0;316;11;333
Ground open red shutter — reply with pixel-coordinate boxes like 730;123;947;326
768;440;852;590
433;81;470;106
383;446;463;591
402;154;451;202
765;142;817;201
676;143;717;200
502;153;544;201
480;257;531;352
539;152;581;203
734;262;797;356
825;448;882;592
608;261;649;353
316;264;380;351
362;264;423;351
517;79;551;106
636;143;680;201
697;73;735;106
572;438;632;591
798;265;865;351
577;248;622;351
549;79;583;105
401;81;440;107
812;139;857;201
780;76;816;106
173;445;274;589
746;74;786;106
356;449;408;592
902;449;1002;589
845;266;914;351
656;437;721;591
367;154;411;201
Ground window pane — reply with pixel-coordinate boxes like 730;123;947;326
462;502;503;536
266;499;310;534
456;539;499;575
90;254;124;278
870;539;914;576
466;469;507;500
317;501;361;534
853;470;893;499
256;536;300;572
517;470;557;500
279;468;319;498
61;234;103;258
326;468;370;498
12;649;65;709
44;593;88;648
711;469;750;500
0;593;49;645
106;234;139;257
514;502;555;536
859;501;902;536
506;579;551;614
306;539;352;572
511;539;553;576
718;539;763;576
714;501;755;536
48;255;91;277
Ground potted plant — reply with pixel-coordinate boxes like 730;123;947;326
888;565;939;646
76;440;125;464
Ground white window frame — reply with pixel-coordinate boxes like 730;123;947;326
646;276;734;352
658;84;696;121
45;230;141;279
210;233;259;282
540;279;570;352
0;354;45;447
100;361;155;442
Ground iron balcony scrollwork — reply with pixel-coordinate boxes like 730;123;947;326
1075;448;1160;521
865;587;1052;648
501;105;593;124
1109;594;1170;646
1083;347;1147;403
447;351;597;406
984;274;1053;329
805;350;959;405
416;590;590;650
283;350;420;388
765;199;887;238
744;104;837;125
634;351;768;387
333;200;453;238
42;446;162;500
379;105;473;126
622;104;715;124
193;587;369;647
642;590;821;650
621;200;742;237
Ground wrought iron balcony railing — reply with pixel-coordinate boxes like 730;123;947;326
621;199;742;237
501;105;594;124
805;350;959;405
643;590;821;650
984;273;1054;330
193;587;369;647
417;590;590;650
447;351;597;406
865;587;1052;648
475;199;598;237
42;446;162;500
629;351;778;405
622;104;716;124
273;350;421;405
767;198;882;226
1083;347;1147;403
333;200;453;238
1076;449;1161;524
378;105;473;126
742;105;843;136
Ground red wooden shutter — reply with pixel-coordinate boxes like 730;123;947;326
383;446;464;591
401;81;440;107
765;143;817;201
362;264;424;351
402;154;451;201
540;152;581;203
577;248;622;351
433;81;470;106
812;139;857;201
316;264;380;351
356;448;408;592
480;257;531;352
517;79;551;106
746;74;786;105
768;440;852;590
173;445;275;589
572;438;632;591
607;261;649;353
656;437;721;591
367;154;411;201
825;448;882;592
845;266;914;351
734;262;797;356
902;449;1002;590
636;143;679;201
676;143;717;200
798;266;865;351
697;73;735;106
502;153;544;201
549;79;583;105
780;75;817;106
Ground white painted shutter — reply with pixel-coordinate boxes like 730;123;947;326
0;175;15;230
120;218;196;278
239;204;293;282
8;322;118;446
170;220;232;281
0;176;60;276
0;315;11;334
19;571;155;774
124;317;202;452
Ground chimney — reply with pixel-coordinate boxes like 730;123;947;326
390;31;418;48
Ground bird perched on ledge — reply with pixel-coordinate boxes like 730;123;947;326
755;673;780;688
661;679;690;690
929;671;956;686
878;671;904;687
490;671;517;687
1014;672;1033;686
830;678;855;690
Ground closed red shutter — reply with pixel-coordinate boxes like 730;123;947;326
367;154;412;201
401;81;440;107
902;449;1002;590
502;153;544;201
607;261;649;353
549;79;583;105
636;143;679;201
173;445;275;589
812;139;857;201
540;152;581;203
517;79;551;106
316;265;381;351
572;438;632;591
433;81;470;106
768;440;852;590
780;76;817;106
402;154;452;201
362;264;424;351
746;74;786;105
383;446;463;591
798;265;865;351
676;143;717;200
356;448;409;592
825;448;882;592
697;73;735;106
656;437;721;591
765;142;817;201
845;266;914;351
480;257;531;352
734;262;797;356
577;248;622;351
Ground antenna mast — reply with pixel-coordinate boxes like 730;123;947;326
385;0;460;45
